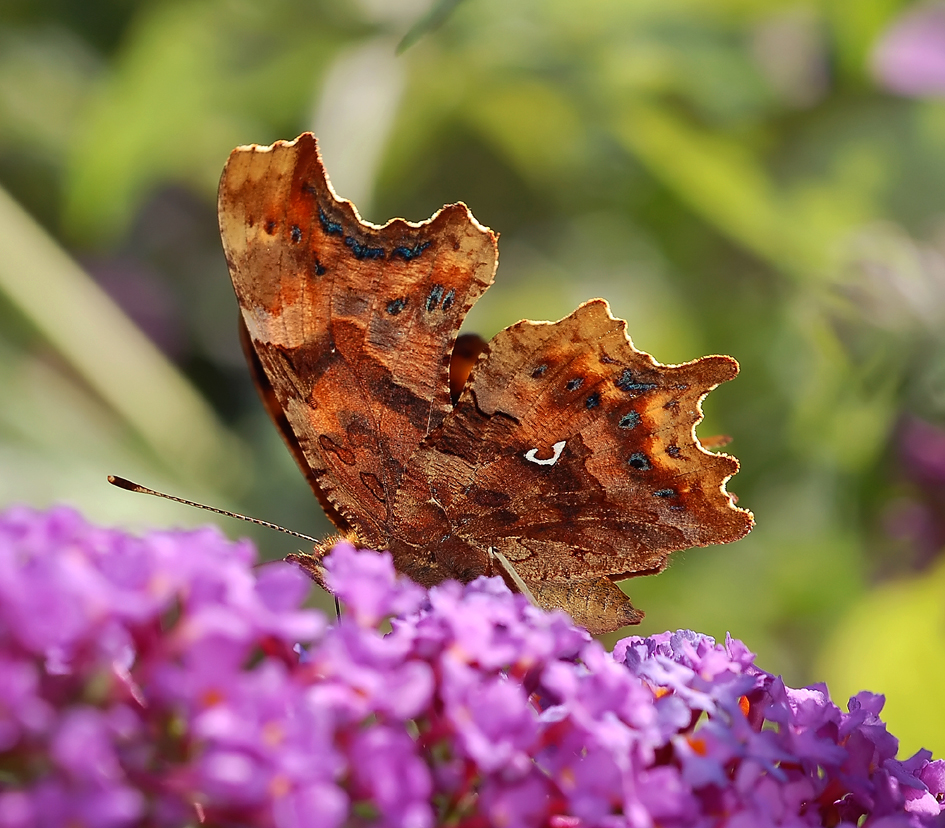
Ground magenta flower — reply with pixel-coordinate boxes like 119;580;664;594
872;2;945;97
0;504;942;827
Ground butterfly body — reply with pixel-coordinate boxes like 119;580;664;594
219;133;752;634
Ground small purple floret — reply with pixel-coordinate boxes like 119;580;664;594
873;3;945;97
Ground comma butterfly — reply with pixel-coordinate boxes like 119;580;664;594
218;134;752;634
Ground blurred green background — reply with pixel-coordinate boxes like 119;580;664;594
2;0;944;756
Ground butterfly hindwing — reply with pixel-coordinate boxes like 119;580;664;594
400;299;752;582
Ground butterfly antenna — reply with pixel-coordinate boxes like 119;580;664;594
106;475;320;544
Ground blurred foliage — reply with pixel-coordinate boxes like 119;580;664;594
2;0;944;756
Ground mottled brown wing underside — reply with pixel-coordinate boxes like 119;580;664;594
218;133;753;636
410;299;749;578
237;316;351;535
219;133;497;547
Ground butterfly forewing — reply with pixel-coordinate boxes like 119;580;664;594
219;134;497;543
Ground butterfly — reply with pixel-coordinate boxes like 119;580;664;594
218;133;752;634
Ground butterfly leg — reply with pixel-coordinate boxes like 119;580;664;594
284;551;330;591
488;547;539;605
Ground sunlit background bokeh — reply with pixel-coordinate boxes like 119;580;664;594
2;0;944;756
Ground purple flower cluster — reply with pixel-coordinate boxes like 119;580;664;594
0;505;942;827
872;2;945;98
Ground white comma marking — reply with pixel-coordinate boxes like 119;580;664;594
524;440;566;466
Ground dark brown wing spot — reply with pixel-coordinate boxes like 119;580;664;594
360;472;386;502
469;487;511;508
491;510;519;527
319;434;355;466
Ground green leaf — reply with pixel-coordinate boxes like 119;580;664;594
817;556;945;759
397;0;471;54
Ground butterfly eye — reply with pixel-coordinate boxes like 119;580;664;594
666;445;681;457
585;392;601;409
